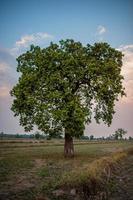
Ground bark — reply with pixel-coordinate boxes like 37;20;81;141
64;130;74;157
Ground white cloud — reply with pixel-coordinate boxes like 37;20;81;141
0;85;10;97
0;62;9;73
119;44;133;51
16;35;35;47
95;25;107;41
97;25;107;35
10;32;54;56
15;32;53;48
122;80;133;103
118;45;133;103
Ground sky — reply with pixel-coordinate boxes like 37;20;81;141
0;0;133;137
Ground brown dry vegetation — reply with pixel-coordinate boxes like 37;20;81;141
0;140;133;200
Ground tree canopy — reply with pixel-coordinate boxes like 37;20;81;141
11;39;125;156
114;128;127;139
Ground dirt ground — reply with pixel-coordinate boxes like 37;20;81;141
109;155;133;200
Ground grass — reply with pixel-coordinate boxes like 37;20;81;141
56;151;128;196
0;139;133;200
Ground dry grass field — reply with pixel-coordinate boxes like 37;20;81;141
0;139;133;200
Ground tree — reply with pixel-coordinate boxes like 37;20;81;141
11;39;125;157
114;128;127;140
0;131;4;140
49;130;63;139
80;135;89;140
34;131;40;140
90;135;94;140
129;136;133;140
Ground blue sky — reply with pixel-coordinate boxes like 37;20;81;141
0;0;133;47
0;0;133;137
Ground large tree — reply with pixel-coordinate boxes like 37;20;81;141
11;39;125;157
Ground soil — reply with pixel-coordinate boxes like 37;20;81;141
109;155;133;200
0;159;45;200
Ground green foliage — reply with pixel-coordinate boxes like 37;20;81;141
114;128;127;139
11;39;125;137
38;167;50;177
90;135;94;140
34;131;40;139
129;136;133;140
0;131;4;139
80;135;89;140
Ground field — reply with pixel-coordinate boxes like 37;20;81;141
0;139;133;200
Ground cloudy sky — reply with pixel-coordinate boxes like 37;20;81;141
0;0;133;137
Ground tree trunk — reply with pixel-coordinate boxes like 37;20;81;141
64;131;74;158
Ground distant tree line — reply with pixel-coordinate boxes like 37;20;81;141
0;132;34;139
80;128;131;141
0;128;132;140
0;131;63;140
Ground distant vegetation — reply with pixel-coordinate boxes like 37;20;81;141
0;128;131;141
0;131;62;140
